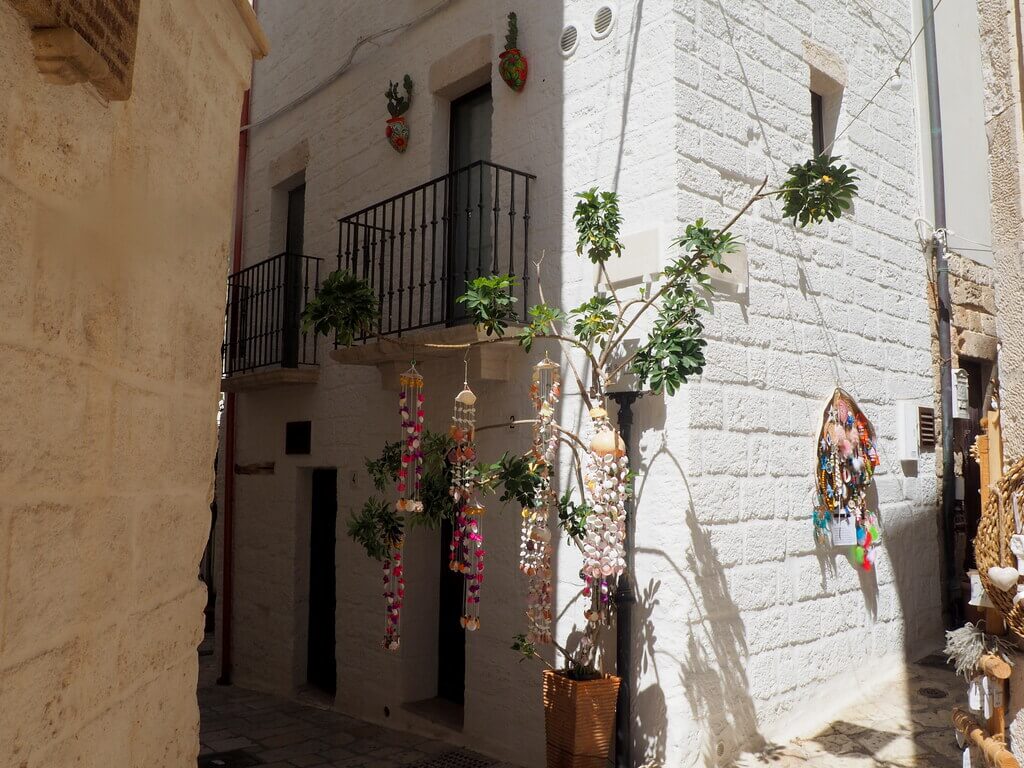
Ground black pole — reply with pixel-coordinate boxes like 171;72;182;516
609;390;640;768
920;0;960;626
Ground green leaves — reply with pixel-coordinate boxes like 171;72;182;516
348;498;403;561
774;155;858;227
556;491;591;542
517;303;565;352
301;269;378;346
570;295;616;348
457;274;519;337
573;188;623;264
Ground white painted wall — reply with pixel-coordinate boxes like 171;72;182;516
217;2;944;766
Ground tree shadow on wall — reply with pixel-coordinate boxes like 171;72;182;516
630;431;779;767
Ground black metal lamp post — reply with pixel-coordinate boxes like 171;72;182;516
608;390;641;768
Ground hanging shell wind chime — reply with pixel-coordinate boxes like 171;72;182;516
449;377;484;631
520;356;560;644
383;364;425;652
812;388;882;570
582;406;628;621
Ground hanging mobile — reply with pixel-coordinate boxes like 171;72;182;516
383;363;426;652
449;363;484;631
521;355;560;644
581;405;628;622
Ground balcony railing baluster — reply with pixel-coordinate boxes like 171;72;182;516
221;252;323;378
335;161;535;343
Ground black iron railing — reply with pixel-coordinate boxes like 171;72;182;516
337;160;535;340
222;252;322;377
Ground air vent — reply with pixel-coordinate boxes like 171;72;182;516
593;5;615;38
918;407;936;449
560;24;579;56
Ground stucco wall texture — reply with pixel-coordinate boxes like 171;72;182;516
220;2;943;767
0;1;257;766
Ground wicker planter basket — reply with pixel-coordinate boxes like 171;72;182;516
543;669;620;768
975;455;1024;633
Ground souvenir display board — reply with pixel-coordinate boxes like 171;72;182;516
812;388;882;570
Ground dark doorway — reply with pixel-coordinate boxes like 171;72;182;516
447;84;493;321
307;468;337;696
286;183;306;255
437;518;465;705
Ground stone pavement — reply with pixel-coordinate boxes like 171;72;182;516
198;650;520;768
736;656;965;768
199;648;965;768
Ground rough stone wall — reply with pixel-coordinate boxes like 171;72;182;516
0;1;257;766
221;1;940;767
976;0;1024;458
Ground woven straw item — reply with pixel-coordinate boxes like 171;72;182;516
543;670;620;768
975;455;1024;633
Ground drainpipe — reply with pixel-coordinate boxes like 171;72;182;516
609;390;640;768
219;70;254;687
920;0;960;627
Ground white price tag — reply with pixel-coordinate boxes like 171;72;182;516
968;678;982;711
831;515;857;547
963;746;972;768
982;675;993;719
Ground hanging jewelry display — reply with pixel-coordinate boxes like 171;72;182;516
449;375;484;631
812;388;882;570
521;356;560;644
382;364;425;652
581;406;628;620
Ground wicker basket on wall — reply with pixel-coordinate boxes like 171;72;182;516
975;455;1024;634
543;669;620;768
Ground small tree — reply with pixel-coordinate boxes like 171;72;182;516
305;155;858;671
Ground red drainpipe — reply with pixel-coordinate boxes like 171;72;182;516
219;50;254;687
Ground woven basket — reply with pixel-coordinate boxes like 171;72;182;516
543;670;620;768
975;455;1024;633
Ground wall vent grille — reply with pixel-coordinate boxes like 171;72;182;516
560;24;579;56
593;5;615;38
918;406;936;449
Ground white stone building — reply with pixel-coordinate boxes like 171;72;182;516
215;1;951;766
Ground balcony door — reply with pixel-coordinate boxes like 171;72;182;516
448;84;492;321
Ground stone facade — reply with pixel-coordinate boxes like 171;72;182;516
220;2;943;767
0;1;265;766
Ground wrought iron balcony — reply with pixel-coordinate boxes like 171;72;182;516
336;160;535;341
221;252;322;385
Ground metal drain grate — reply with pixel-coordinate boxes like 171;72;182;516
406;749;497;768
198;750;262;768
918;686;949;699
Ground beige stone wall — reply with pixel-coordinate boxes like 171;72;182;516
0;1;261;766
976;0;1024;457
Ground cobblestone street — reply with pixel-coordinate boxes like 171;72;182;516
198;648;521;768
199;649;964;768
737;657;964;768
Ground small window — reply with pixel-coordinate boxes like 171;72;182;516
286;421;312;455
811;90;825;156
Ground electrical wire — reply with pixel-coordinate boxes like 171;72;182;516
824;0;946;154
242;0;453;132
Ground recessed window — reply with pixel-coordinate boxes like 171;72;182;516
286;421;312;455
811;90;825;156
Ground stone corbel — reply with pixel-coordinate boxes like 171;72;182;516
30;27;118;98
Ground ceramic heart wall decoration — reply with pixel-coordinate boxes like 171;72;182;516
987;565;1020;592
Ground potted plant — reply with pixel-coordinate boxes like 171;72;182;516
513;634;620;768
499;12;528;92
385;75;413;153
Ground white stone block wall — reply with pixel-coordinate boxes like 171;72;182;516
216;2;943;766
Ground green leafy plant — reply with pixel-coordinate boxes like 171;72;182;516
556;492;590;542
517;303;566;352
512;633;601;681
504;11;519;50
774;155;858;227
301;269;377;346
348;497;403;561
457;274;519;336
573;188;623;264
386;75;413;118
570;295;617;349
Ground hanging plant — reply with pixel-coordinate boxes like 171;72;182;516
498;12;528;92
385;75;413;153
